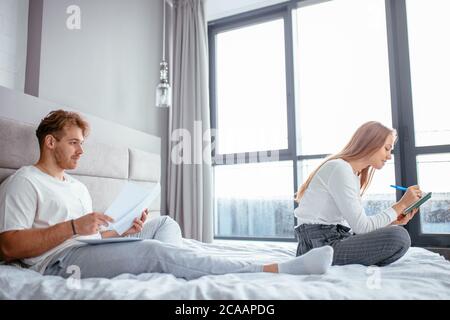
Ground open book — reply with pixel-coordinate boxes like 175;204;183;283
104;182;161;235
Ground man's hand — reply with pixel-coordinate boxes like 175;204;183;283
391;207;419;226
122;209;149;237
73;212;114;235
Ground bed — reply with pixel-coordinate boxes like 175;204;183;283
1;87;449;300
0;239;449;299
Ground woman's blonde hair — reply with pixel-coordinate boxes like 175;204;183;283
295;121;397;203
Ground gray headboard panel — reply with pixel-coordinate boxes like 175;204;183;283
0;85;161;154
0;90;162;214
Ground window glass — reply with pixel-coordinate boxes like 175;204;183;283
406;0;450;146
214;161;294;238
294;0;392;155
216;19;288;154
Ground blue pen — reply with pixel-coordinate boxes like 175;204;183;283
390;185;408;191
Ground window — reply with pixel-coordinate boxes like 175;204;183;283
294;0;392;155
215;18;288;154
402;0;450;243
293;0;395;218
406;0;450;146
416;154;450;234
211;13;294;240
209;0;450;246
214;161;294;238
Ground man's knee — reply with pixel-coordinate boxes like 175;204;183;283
159;216;181;230
149;215;166;225
152;215;183;245
147;215;177;228
160;215;175;224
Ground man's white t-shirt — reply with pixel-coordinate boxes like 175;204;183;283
294;159;398;234
0;166;100;273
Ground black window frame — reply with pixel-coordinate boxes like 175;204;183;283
208;0;450;247
386;0;450;247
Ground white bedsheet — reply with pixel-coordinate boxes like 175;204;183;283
1;239;449;299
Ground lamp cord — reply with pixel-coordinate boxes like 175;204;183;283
162;0;166;61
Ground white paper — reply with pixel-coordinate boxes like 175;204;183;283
105;182;161;235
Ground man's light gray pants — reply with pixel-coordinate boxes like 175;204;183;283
44;216;261;280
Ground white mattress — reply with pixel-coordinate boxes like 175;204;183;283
1;239;449;299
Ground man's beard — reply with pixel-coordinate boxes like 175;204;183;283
54;148;76;170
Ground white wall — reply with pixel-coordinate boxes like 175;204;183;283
0;0;28;91
206;0;288;21
0;85;161;154
39;0;167;137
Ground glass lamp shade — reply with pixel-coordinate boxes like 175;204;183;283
155;82;172;108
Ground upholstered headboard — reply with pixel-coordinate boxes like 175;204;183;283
0;86;162;214
0;117;161;214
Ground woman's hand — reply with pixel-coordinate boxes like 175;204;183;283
392;185;422;216
401;185;423;205
391;208;419;226
122;209;149;237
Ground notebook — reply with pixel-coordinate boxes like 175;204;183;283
402;192;432;215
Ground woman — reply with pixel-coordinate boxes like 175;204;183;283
294;121;422;266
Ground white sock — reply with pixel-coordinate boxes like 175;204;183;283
278;246;334;275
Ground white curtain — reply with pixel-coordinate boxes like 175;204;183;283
166;0;213;242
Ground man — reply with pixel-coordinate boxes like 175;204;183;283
0;110;333;280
